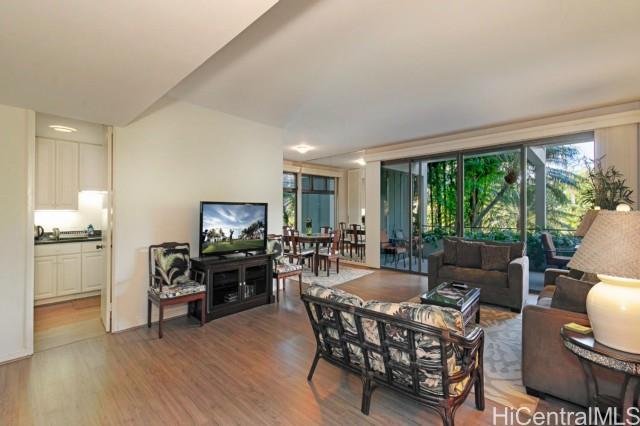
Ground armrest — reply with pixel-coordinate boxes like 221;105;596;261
507;256;529;311
544;268;569;286
521;303;589;394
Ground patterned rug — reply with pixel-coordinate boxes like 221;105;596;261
405;296;538;412
290;264;374;287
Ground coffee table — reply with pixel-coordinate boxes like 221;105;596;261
420;281;481;326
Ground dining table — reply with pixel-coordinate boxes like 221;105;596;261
295;233;333;276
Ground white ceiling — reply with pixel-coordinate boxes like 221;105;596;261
0;0;277;125
169;0;640;163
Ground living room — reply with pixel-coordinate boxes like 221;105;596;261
1;1;640;425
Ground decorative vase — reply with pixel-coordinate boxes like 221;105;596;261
587;274;640;353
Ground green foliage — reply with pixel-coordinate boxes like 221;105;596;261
580;157;634;210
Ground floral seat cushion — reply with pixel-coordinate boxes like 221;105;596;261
149;280;206;299
362;301;468;396
275;263;302;274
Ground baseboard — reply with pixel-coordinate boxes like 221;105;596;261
35;290;101;306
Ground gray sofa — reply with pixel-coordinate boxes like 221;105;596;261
428;238;529;312
522;268;622;406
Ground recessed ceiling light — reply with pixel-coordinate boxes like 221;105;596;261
354;158;366;166
294;144;313;154
49;125;77;133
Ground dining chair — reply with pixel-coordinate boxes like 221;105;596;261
318;229;341;276
289;230;315;270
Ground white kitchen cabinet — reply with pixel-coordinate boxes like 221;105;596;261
35;138;79;210
55;141;79;210
34;242;105;304
82;252;104;292
35;138;57;210
57;253;82;296
34;255;57;300
79;144;106;191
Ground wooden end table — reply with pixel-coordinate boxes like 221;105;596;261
561;326;640;423
420;281;481;326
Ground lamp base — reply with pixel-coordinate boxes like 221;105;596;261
587;274;640;353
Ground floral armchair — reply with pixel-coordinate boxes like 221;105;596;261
148;242;206;338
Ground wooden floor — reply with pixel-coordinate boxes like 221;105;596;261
34;296;105;352
2;270;574;425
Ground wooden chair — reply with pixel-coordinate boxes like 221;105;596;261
381;229;407;268
288;230;315;270
282;226;292;253
348;224;366;260
319;225;333;247
541;232;575;268
148;242;206;338
318;229;341;276
338;222;348;254
267;239;303;302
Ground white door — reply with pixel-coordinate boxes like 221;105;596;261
34;256;57;300
57;254;82;296
100;127;113;332
35;138;56;210
55;140;79;210
82;252;104;292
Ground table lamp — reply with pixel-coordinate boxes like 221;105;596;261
567;210;640;353
574;209;599;237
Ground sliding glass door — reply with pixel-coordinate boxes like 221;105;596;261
381;162;411;270
381;157;458;273
463;148;522;241
301;175;336;233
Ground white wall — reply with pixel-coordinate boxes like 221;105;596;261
0;104;34;363
365;161;380;268
347;168;366;225
112;100;283;332
34;191;105;232
595;123;640;209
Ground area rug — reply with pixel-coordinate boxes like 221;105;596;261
290;264;374;287
405;296;538;412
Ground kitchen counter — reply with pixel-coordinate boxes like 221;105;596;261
35;236;102;245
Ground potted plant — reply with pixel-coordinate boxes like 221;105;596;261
580;157;634;210
305;217;313;235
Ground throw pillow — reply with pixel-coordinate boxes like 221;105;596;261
480;244;511;271
443;237;458;265
508;241;525;260
550;276;594;314
456;240;483;268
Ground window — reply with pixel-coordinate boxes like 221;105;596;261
282;172;297;229
301;174;336;233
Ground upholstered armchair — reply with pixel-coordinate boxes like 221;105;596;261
148;242;206;338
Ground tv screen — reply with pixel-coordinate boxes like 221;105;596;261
199;202;267;256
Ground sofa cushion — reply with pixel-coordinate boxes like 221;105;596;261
456;240;483;268
439;265;509;288
480;244;511;271
443;237;458;265
551;276;594;314
361;301;466;395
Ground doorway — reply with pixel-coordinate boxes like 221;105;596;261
32;114;113;352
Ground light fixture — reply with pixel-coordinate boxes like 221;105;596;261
616;203;631;212
294;144;313;154
354;158;366;166
49;125;77;133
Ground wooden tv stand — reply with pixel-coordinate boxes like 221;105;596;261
189;252;273;322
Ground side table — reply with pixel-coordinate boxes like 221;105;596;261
561;326;640;423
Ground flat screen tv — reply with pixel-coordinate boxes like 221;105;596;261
199;201;267;256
